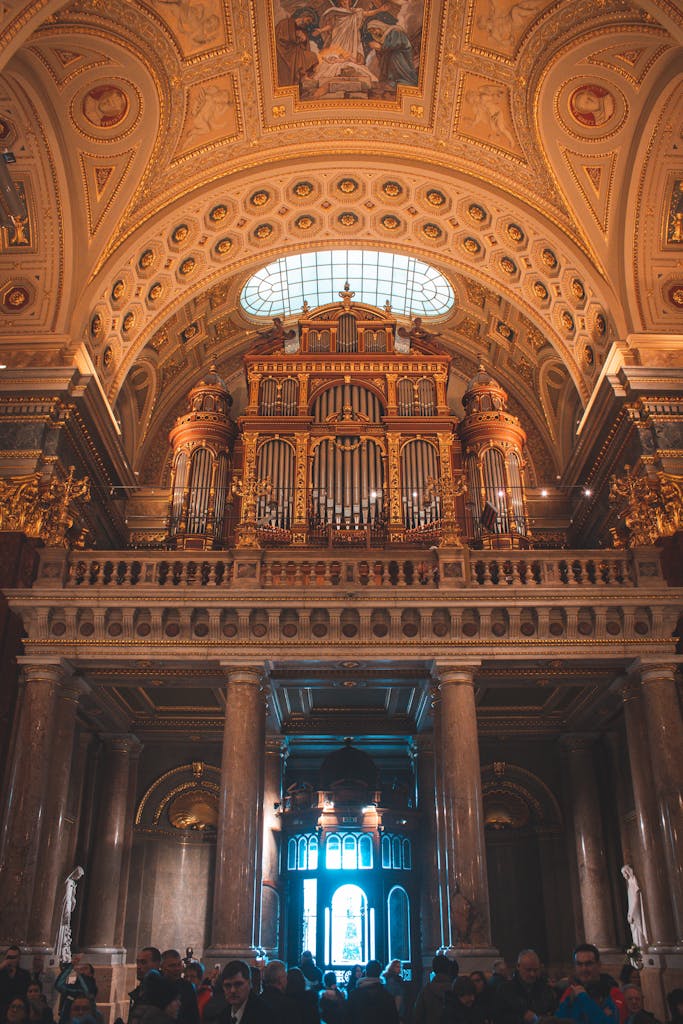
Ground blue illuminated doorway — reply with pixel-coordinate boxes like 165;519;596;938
326;883;374;966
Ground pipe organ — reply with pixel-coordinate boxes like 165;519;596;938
166;296;531;551
235;293;462;549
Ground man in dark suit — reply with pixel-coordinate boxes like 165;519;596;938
257;961;302;1023
161;950;200;1024
220;961;267;1024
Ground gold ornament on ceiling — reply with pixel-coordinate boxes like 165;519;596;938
103;346;113;368
561;311;574;331
541;248;558;270
507;223;524;243
138;249;155;271
255;223;273;239
295;215;314;230
2;284;30;310
426;189;445;207
381;215;400;230
462;237;480;254
209;204;228;222
594;312;606;335
293;181;314;197
179;257;196;275
338;178;358;194
122;311;135;332
500;256;516;275
468;203;486;222
666;283;683;307
533;281;548;301
423;223;441;239
167;788;219;831
148;283;162;302
250;190;270;207
382;181;403;197
111;279;125;301
571;278;586;302
338;212;358;227
90;313;103;339
171;224;189;244
215;237;232;255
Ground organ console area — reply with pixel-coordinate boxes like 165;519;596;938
167;286;531;552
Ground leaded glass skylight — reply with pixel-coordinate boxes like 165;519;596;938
240;250;454;318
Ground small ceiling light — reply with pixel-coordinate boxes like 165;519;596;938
541;489;548;497
583;488;592;497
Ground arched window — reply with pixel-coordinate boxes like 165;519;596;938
392;835;402;869
326;834;342;870
358;834;373;869
298;836;308;870
288;837;297;871
309;834;319;870
387;886;410;962
381;835;391;869
342;833;357;870
402;838;412;870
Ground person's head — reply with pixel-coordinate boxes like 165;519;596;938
432;955;453;979
136;947;161;981
79;965;95;979
453;978;476;1007
620;965;640;988
262;960;287;993
352;965;363;979
3;948;21;974
385;960;401;978
470;971;486;994
141;975;181;1020
667;989;683;1019
287;968;306;996
517;951;541;986
573;944;601;985
68;998;93;1022
492;960;509;978
161;951;183;982
301;951;315;964
623;987;643;1016
183;962;203;988
323;972;337;989
365;960;382;979
26;985;42;1003
6;998;28;1024
221;962;251;1010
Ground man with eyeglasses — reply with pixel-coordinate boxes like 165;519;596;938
557;945;624;1024
493;949;557;1024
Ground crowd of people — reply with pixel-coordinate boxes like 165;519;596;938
2;943;683;1024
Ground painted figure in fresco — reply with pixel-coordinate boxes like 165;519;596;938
82;84;128;128
463;83;517;149
365;18;418;89
319;0;392;64
476;0;545;51
569;84;615;127
184;82;234;146
276;7;322;87
155;0;220;45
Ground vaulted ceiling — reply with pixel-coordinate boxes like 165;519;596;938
0;0;681;488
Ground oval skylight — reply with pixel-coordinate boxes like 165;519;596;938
240;250;454;319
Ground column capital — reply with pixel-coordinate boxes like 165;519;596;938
435;661;481;688
265;734;287;757
98;732;143;756
219;662;264;687
632;660;680;686
617;677;642;703
16;656;71;685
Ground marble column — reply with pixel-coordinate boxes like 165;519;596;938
0;660;64;944
261;736;284;955
562;734;616;948
414;733;443;957
208;665;265;959
438;662;493;951
82;734;142;955
28;676;88;950
637;661;683;943
619;677;675;947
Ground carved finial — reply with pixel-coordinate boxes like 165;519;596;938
339;281;355;310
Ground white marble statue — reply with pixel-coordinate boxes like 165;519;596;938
622;864;648;949
55;867;84;964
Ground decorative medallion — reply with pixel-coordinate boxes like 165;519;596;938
594;312;606;335
338;212;358;227
0;116;14;143
250;190;269;207
51;621;66;636
462;236;481;254
209;204;228;222
569;84;616;128
468;203;486;222
171;224;189;244
180;323;199;344
295;215;314;230
382;181;403;197
426;189;446;207
179;257;196;275
497;321;514;340
500;256;517;275
338;178;358;194
255;223;273;239
2;285;29;310
138;249;154;271
111;279;125;301
423;223;442;239
381;214;400;230
82;83;129;129
561;311;575;331
582;344;595;368
80;622;94;637
90;313;103;338
122;311;135;332
507;223;524;243
168;789;218;831
667;283;683;308
293;181;314;197
541;248;558;269
533;281;548;300
103;346;113;367
215;237;232;255
148;282;162;302
571;278;586;301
